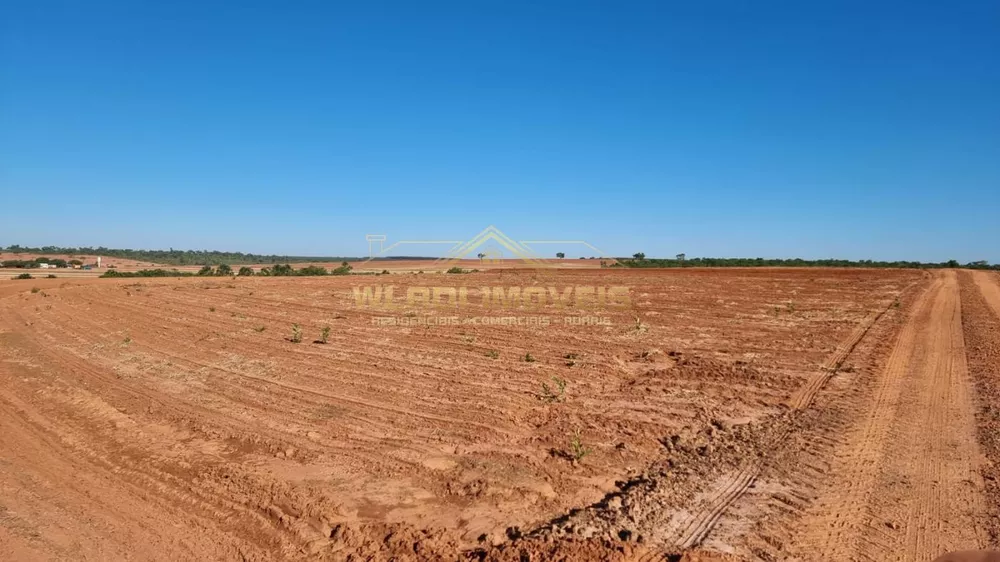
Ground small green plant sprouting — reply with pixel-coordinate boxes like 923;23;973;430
290;324;302;343
540;376;567;402
320;325;331;344
632;316;648;333
123;336;132;345
254;325;266;332
786;302;796;313
486;349;500;359
523;352;536;363
570;430;591;461
892;298;901;309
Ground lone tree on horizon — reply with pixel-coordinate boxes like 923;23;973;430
633;252;646;260
556;252;565;259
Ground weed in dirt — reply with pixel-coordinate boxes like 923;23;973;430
30;287;40;294
209;306;216;312
254;325;266;332
564;352;579;366
523;352;537;363
446;266;466;274
319;326;331;344
540;376;567;402
569;430;591;461
786;302;796;313
290;324;302;343
893;298;901;309
14;273;33;280
631;316;648;333
486;349;500;359
381;269;390;275
123;336;132;345
315;403;343;420
46;274;56;278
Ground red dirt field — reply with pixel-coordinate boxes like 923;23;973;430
3;268;1000;561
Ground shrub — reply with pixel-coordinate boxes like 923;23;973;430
523;352;536;363
331;261;353;275
486;349;500;359
197;265;214;276
290;324;302;343
319;326;331;344
46;274;57;278
215;264;233;276
31;287;40;293
237;266;254;276
14;273;33;280
100;269;193;278
209;306;216;312
297;265;328;276
446;266;465;274
254;325;266;332
271;264;294;276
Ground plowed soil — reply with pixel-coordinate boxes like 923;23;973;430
3;268;999;561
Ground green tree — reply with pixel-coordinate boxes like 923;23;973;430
237;266;254;276
215;263;233;276
633;252;646;260
556;252;565;259
197;265;214;276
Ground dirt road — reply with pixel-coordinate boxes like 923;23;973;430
791;270;990;561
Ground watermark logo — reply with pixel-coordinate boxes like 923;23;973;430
361;225;608;269
353;226;629;327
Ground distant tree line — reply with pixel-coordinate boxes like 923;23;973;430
2;257;84;268
617;256;1000;270
3;245;356;266
100;262;354;278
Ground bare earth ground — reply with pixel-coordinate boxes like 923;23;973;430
2;268;999;561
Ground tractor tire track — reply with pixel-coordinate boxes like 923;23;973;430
792;270;989;561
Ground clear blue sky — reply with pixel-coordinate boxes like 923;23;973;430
2;1;997;261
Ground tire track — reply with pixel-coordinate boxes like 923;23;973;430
664;290;906;550
792;270;989;561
